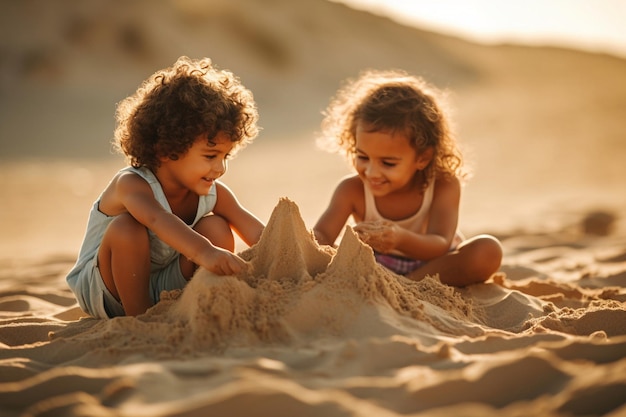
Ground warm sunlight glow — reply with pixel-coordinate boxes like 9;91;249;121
334;0;626;57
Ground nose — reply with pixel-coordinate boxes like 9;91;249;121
364;161;379;178
213;158;227;176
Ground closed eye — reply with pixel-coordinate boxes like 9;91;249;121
204;153;231;160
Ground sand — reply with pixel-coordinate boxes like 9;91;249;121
1;197;626;417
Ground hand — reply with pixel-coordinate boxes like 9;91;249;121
201;247;250;276
353;220;399;254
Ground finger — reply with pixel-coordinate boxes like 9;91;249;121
226;256;246;275
228;262;242;275
210;265;224;275
355;233;370;243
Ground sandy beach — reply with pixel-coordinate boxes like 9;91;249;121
2;0;626;416
1;196;626;416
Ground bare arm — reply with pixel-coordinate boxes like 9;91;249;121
212;182;265;246
114;172;247;275
313;176;362;246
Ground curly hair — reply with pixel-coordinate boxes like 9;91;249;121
317;69;467;187
113;56;259;170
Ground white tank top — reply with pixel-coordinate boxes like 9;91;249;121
362;181;462;256
363;180;434;234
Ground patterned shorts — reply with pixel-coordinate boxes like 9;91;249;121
374;252;424;276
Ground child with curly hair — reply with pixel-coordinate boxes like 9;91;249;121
66;56;264;318
313;70;502;286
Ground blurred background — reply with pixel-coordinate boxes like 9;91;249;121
1;0;625;260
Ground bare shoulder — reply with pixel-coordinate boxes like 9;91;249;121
215;180;235;197
213;181;239;210
336;174;364;197
114;170;153;194
215;181;239;205
99;169;151;215
433;174;461;193
432;174;461;207
332;174;365;218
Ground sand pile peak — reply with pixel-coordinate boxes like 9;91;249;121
239;197;334;285
165;198;339;350
318;226;485;336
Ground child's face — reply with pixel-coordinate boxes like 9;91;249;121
159;132;235;195
354;121;431;197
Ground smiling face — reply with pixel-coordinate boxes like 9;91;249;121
354;121;432;197
158;131;235;196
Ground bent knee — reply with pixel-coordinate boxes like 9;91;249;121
464;235;503;282
477;236;503;275
195;214;235;251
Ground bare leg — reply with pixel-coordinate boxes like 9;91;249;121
98;213;152;316
179;214;235;279
406;234;503;286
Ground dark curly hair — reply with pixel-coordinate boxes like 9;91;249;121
317;69;467;187
113;56;259;170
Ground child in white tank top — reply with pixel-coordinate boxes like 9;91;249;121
313;70;502;286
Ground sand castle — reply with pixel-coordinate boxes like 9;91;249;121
42;198;543;359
